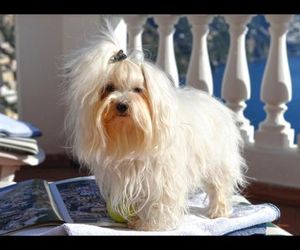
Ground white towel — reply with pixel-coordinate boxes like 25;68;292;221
38;192;279;236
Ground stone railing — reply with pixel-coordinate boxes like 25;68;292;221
13;15;299;188
122;15;300;188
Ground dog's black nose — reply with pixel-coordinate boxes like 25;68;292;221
116;103;128;114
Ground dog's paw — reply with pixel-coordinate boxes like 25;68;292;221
127;217;140;229
128;217;175;231
128;218;159;231
208;203;230;219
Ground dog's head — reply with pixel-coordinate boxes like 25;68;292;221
64;33;176;164
98;56;153;157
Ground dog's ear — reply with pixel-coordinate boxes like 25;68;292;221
141;62;176;149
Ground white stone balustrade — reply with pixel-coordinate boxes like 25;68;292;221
120;14;299;187
12;14;300;188
121;14;297;150
153;15;180;86
123;15;148;52
222;15;254;144
254;15;295;148
186;15;214;94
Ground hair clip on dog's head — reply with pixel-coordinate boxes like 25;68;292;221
109;49;127;63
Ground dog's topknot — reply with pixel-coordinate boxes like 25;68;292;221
109;50;127;63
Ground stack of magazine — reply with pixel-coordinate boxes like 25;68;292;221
0;135;39;156
0;113;41;157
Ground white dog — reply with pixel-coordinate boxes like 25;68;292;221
64;26;247;231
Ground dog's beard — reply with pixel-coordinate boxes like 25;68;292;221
101;96;153;159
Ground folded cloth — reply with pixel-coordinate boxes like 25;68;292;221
225;223;267;236
39;192;280;236
0;113;42;138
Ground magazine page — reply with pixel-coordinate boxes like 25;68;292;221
0;179;65;235
50;176;126;228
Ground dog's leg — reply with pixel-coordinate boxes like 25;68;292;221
127;195;184;231
205;184;231;219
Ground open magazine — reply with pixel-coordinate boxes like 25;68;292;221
0;176;126;235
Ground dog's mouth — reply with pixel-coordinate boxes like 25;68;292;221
117;113;129;117
105;112;131;124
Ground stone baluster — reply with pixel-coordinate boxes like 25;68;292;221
255;15;294;148
222;15;254;143
123;15;148;52
186;15;214;94
153;15;180;86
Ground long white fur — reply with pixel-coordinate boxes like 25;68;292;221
64;24;247;231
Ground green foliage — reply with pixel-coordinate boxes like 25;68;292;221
207;16;230;70
0;15;16;116
142;17;159;62
0;15;15;58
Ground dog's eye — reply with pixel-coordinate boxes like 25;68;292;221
105;84;115;93
133;87;143;93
